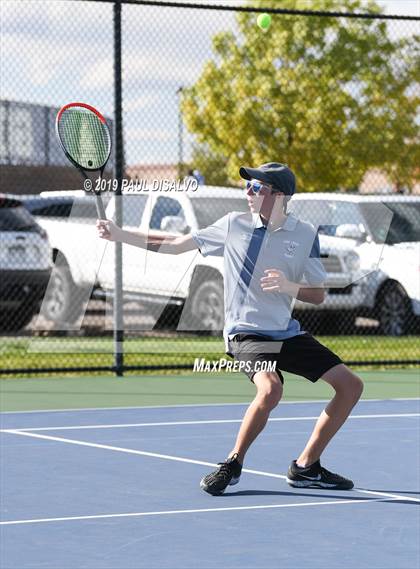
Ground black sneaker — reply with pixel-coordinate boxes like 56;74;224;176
286;459;354;490
200;454;242;496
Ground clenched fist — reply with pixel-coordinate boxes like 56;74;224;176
96;219;121;242
260;268;295;296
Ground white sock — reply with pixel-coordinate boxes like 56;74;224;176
296;461;311;469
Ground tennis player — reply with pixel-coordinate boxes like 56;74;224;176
97;162;363;496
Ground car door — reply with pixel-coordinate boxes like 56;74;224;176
98;193;149;292
143;195;196;298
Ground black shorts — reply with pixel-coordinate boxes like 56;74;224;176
226;332;343;384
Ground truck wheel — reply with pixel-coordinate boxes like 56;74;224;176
189;279;224;335
41;262;84;324
375;282;411;336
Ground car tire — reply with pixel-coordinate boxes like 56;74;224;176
187;278;224;336
41;261;84;324
375;282;412;336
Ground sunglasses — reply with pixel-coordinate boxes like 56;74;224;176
246;180;274;194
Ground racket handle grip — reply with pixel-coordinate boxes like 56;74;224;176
95;193;107;219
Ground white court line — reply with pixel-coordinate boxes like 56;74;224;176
2;412;419;432
0;497;393;526
1;397;418;415
4;430;419;505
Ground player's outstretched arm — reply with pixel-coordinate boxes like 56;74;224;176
96;219;198;255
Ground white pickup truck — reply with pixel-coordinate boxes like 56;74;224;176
97;186;357;334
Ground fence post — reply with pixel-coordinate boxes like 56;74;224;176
113;0;124;377
177;86;184;179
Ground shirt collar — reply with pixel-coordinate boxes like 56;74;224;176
253;213;298;232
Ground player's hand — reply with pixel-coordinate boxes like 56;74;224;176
96;219;121;242
260;269;294;295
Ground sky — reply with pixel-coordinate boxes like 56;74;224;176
1;0;418;167
374;0;419;15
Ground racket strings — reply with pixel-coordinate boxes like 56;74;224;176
57;107;111;170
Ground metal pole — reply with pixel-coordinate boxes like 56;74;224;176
177;86;184;179
114;0;124;377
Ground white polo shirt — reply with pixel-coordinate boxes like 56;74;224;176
192;211;326;352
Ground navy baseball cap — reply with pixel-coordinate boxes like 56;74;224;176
239;162;296;195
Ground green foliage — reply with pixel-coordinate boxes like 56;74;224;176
188;144;231;187
182;0;419;191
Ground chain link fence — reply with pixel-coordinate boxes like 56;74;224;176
1;0;419;375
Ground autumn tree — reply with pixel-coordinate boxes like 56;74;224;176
187;144;230;186
182;0;419;191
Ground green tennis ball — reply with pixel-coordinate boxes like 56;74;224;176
257;13;272;30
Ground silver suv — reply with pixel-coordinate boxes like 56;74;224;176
0;195;52;331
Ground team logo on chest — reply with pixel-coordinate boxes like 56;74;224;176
284;240;299;258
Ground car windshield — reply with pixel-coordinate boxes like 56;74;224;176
360;202;420;244
191;197;249;228
0;205;38;232
122;195;148;227
288;199;365;235
25;199;74;218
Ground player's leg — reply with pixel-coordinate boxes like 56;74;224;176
295;363;363;467
200;369;282;495
227;369;283;464
287;363;363;490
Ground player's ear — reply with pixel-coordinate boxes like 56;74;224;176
282;194;291;214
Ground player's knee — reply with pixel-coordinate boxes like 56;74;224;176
324;365;363;403
261;388;282;410
255;373;283;409
352;375;364;401
337;372;364;403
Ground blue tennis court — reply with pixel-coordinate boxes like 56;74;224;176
1;398;419;569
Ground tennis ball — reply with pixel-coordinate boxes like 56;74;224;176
257;13;272;31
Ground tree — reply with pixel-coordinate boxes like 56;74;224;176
182;0;419;192
188;144;230;187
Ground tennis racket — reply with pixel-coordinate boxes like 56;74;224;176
56;102;112;219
